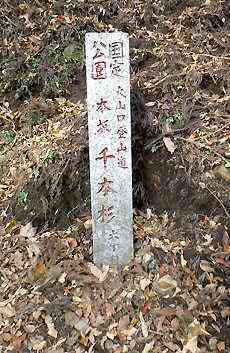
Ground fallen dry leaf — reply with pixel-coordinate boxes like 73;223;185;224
20;222;36;239
156;275;178;296
163;136;176;153
200;260;214;273
182;336;198;353
140;277;151;291
105;302;115;318
139;311;148;338
87;262;109;282
30;336;47;351
118;315;130;330
34;262;46;277
181;319;208;353
222;230;230;252
0;303;15;317
44;314;58;338
142;341;155;353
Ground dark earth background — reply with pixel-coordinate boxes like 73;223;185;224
0;1;230;352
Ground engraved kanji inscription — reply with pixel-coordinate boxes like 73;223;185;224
118;155;128;169
97;176;113;195
117;142;127;154
109;42;123;59
97;98;111;112
85;32;133;265
98;205;114;223
117;126;128;139
97;118;111;134
92;61;107;80
117;86;126;97
95;147;115;169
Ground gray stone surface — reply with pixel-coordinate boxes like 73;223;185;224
85;32;133;265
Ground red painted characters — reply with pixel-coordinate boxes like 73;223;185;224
95;147;115;169
92;41;107;80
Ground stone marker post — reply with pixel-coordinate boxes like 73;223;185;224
85;32;133;265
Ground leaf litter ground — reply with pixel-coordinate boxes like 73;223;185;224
0;211;229;353
0;0;230;352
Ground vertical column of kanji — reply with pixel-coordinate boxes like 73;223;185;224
110;34;133;264
85;32;133;265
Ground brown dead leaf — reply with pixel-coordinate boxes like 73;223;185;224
142;341;155;353
30;336;46;351
44;314;58;338
182;336;198;353
215;257;230;268
84;219;92;230
164;342;180;351
34;262;46;277
221;307;230;318
118;315;130;330
156;275;179;296
0;303;15;317
200;260;214;273
79;335;88;346
217;341;225;351
105;303;114;318
189;131;199;140
222;230;230;252
88;262;109;282
20;222;36;239
140;277;151;291
181;319;208;353
139;311;148;338
155;316;165;333
11;335;25;352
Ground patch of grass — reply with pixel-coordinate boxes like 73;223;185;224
162;112;184;128
3;22;85;100
18;191;28;204
41;44;84;96
1;129;15;144
43;150;57;162
174;80;185;91
27;111;44;127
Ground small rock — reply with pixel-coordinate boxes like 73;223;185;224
74;319;90;335
147;256;157;273
64;310;90;335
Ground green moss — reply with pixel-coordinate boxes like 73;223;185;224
1;129;15;144
27;111;44;127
